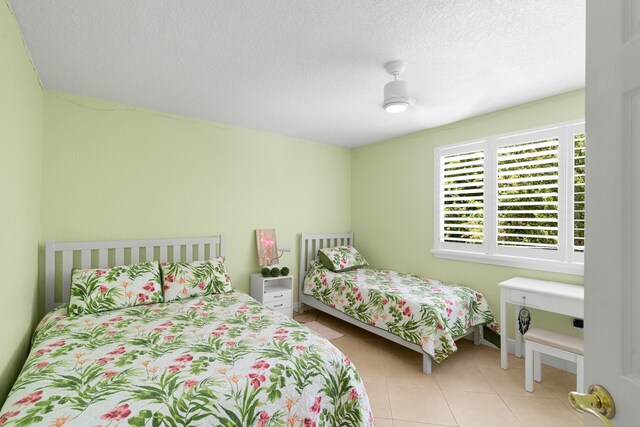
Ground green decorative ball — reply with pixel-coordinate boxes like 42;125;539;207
280;267;290;276
261;267;271;277
270;267;280;277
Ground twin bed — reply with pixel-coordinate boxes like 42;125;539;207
298;233;497;374
1;233;497;426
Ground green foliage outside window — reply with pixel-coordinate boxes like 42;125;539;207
442;134;585;251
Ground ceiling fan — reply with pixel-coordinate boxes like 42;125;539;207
381;61;483;126
383;60;411;113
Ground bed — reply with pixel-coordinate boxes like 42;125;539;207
298;233;498;374
0;236;372;427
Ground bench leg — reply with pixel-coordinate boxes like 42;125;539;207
576;355;585;393
525;342;534;392
422;354;432;374
533;350;542;383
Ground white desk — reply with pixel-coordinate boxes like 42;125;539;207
498;277;584;369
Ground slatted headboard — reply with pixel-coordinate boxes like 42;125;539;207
298;232;353;295
45;236;225;313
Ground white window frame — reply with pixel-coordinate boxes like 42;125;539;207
433;119;585;275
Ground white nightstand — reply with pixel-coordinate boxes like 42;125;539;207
250;274;293;317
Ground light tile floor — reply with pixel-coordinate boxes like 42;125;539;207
295;309;583;427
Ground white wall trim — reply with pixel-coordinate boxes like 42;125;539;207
432;248;584;275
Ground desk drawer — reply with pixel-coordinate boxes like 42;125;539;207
263;289;292;304
509;290;541;307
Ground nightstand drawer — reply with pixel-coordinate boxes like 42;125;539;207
263;289;292;304
264;299;291;310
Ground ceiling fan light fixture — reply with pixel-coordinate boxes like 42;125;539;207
383;61;410;113
384;101;409;114
384;99;410;113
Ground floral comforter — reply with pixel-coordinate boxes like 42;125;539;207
0;291;372;427
303;262;498;363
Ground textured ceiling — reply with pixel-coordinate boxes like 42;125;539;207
10;0;585;147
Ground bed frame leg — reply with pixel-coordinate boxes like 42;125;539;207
422;354;432;374
298;302;304;315
473;325;483;345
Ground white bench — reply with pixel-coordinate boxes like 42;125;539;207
524;327;584;393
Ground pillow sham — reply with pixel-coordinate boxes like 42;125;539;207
161;257;233;302
68;261;163;317
318;245;369;272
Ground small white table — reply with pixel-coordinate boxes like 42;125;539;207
498;277;584;369
250;274;294;317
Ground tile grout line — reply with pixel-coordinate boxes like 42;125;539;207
473;353;526;427
557;396;584;422
495;392;526;427
382;375;394;423
433;375;461;427
472;352;500;394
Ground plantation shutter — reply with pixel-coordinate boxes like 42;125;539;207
434;120;585;274
573;133;586;253
496;138;560;251
440;148;485;246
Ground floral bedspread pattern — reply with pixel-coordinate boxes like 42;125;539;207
303;261;498;363
0;291;372;427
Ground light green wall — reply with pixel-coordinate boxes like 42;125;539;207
0;1;43;403
351;90;585;341
41;90;351;299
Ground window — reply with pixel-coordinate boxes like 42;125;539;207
433;120;585;274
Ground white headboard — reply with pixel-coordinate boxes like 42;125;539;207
45;235;225;313
298;232;353;298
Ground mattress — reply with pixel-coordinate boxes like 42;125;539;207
303;261;498;362
0;290;372;427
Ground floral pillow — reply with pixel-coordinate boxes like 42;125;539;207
161;257;233;301
318;245;369;272
68;261;163;316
